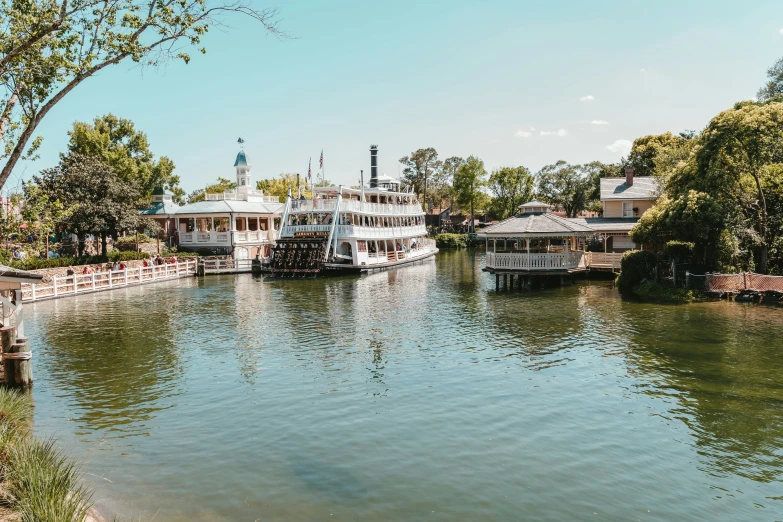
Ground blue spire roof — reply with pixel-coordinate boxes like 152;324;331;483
234;150;248;167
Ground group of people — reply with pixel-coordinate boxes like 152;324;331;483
66;261;127;276
143;255;177;267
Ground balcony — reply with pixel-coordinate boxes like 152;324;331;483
334;224;427;239
205;192;280;203
287;198;422;216
180;231;272;245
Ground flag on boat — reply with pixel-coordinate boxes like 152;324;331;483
308;157;311;180
319;149;323;169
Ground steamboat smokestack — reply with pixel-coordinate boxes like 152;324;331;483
370;144;378;188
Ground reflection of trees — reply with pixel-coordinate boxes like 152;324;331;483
620;302;783;483
36;285;184;437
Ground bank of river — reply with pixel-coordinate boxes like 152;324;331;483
23;250;783;520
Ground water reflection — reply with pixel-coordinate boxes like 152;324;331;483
22;251;783;520
30;284;186;437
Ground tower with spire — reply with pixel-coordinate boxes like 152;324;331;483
235;137;252;191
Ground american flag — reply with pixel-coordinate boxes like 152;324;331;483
307;157;312;180
319;149;323;170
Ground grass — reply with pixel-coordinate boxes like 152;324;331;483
0;387;94;522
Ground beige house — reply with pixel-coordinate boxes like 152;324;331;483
573;169;660;252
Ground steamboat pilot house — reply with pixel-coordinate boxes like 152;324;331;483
269;145;438;275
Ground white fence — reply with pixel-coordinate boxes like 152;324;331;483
486;251;587;270
21;259;198;302
200;257;258;274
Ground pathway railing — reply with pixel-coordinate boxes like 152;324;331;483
20;259;197;302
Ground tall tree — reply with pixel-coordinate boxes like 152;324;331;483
535;161;591;218
256;173;331;202
66;114;181;198
488;166;534;220
622;132;695;179
21;183;72;257
582;161;621;205
399;148;441;211
758;57;783;102
0;1;286;188
30;153;145;256
453;155;487;233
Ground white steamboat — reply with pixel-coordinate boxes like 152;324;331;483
267;145;438;276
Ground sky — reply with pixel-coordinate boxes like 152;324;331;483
8;0;783;193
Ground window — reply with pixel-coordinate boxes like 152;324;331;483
622;202;633;218
240;178;245;186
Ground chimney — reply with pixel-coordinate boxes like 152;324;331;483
370;145;378;188
625;167;634;186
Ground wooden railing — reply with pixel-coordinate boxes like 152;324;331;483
586;252;624;269
20;259;197;302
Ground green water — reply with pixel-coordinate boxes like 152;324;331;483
25;250;783;521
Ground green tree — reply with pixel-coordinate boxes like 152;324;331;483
487;166;534;219
623;132;696;179
255;173;332;202
66;114;181;198
21;183;72;257
758;57;783;103
430;156;461;211
187;177;237;203
399;148;441;211
30;153;145;256
0;1;286;188
535;161;591;218
453;155;487;233
582;161;621;204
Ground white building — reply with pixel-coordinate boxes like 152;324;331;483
175;148;284;259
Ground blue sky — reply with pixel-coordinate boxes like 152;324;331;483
10;0;783;192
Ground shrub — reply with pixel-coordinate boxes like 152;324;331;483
107;250;151;262
664;240;695;262
8;251;150;270
115;233;152;245
634;280;698;303
616;250;656;294
435;233;469;249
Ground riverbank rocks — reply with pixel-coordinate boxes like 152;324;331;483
735;290;762;303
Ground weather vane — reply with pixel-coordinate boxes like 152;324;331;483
237;137;245;150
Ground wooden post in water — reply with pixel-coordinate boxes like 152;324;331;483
495;274;499;290
0;325;15;355
3;337;32;388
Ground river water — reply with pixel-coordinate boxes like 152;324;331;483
23;250;783;521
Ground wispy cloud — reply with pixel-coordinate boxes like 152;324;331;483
514;130;532;138
640;68;647;74
580;95;594;102
540;129;568;137
590;120;609;125
779;27;783;35
606;139;632;155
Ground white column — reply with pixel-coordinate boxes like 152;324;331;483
14;290;23;338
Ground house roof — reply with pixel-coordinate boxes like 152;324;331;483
175;199;284;215
140;200;180;216
0;264;44;283
478;211;595;237
600;176;659;200
572;217;639;232
234;151;248;167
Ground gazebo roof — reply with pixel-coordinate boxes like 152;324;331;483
0;264;44;284
519;200;550;209
478;212;595;238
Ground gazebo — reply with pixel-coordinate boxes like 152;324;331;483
477;201;594;289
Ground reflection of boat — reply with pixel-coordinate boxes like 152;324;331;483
262;145;438;277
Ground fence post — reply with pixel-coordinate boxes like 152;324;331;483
73;275;78;294
30;284;35;301
53;276;58;297
743;272;748;290
685;271;690;289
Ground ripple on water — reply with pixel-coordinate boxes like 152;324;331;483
22;253;783;521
